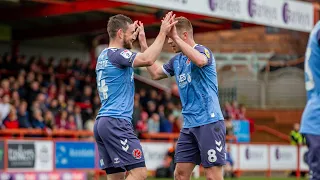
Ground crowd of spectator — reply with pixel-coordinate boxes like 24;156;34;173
0;53;249;139
222;101;248;136
0;53;183;136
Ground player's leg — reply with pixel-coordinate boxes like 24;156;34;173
106;168;126;180
204;166;224;180
174;128;200;180
126;166;148;180
94;118;126;179
194;120;226;180
174;163;196;180
305;134;320;180
96;117;145;179
101;117;147;180
124;132;147;180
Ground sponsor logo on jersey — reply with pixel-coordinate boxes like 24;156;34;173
120;50;133;60
204;48;210;59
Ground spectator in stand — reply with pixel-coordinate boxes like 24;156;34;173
148;113;160;133
231;100;240;119
172;116;182;133
84;118;95;132
32;109;46;129
67;114;77;130
78;85;92;104
238;103;247;120
133;93;142;128
1;79;10;96
225;115;234;138
48;99;59;117
0;94;11;124
290;123;305;145
66;77;78;99
92;95;101;115
17;101;32;128
36;93;48;113
56;110;68;129
57;94;67;110
74;105;83;130
146;100;157;116
136;111;149;136
17;74;27;99
222;101;233;118
27;81;40;106
3;106;19;129
160;113;174;133
149;89;159;104
44;111;55;130
11;90;20;109
139;88;149;108
48;85;57;100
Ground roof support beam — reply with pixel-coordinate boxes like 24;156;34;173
0;0;128;21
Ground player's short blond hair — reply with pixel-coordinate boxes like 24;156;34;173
175;16;193;35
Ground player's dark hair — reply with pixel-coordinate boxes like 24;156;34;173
107;14;133;39
175;16;193;35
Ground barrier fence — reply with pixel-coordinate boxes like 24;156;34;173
0;130;308;180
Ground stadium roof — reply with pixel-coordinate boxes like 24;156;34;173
0;0;318;43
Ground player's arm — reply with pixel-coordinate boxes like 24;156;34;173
135;17;174;80
169;25;208;67
173;36;208;67
133;12;177;67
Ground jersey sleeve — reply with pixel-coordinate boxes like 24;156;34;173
108;48;137;68
194;45;213;66
317;30;320;45
162;56;175;77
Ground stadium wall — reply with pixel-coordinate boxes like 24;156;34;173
147;27;309;54
0;139;308;179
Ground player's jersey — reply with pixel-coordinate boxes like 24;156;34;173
162;44;224;128
301;21;320;135
95;47;137;122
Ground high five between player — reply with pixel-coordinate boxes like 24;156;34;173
300;21;320;180
140;16;226;180
93;12;177;180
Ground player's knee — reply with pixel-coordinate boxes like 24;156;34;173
174;168;189;180
205;166;223;180
128;167;147;180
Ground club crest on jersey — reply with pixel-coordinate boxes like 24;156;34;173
120;50;133;61
204;48;210;59
186;59;191;65
132;149;142;159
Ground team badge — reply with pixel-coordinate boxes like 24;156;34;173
132;149;142;159
186;59;191;65
204;48;210;59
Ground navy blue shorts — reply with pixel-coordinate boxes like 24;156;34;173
305;134;320;180
94;117;145;173
175;120;226;168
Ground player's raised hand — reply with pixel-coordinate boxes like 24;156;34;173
137;21;146;43
167;17;179;39
160;11;178;35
